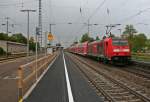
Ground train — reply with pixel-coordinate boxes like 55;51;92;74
68;37;131;65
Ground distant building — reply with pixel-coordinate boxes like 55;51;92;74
0;40;27;54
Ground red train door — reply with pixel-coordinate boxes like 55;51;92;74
104;41;108;57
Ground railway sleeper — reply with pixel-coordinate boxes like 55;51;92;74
125;98;142;102
129;87;147;95
101;86;119;91
111;96;128;101
125;86;147;94
134;90;146;94
112;95;137;101
72;54;149;102
122;95;138;100
109;91;129;96
118;98;141;102
95;81;106;84
97;83;107;86
98;84;111;88
107;86;124;90
105;89;125;93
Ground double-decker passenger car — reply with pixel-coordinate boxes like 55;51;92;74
68;37;131;64
78;42;88;56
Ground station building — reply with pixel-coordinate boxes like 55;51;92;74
0;40;27;54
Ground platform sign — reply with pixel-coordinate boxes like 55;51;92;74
48;33;54;41
47;48;53;54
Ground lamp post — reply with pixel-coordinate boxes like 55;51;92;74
45;31;48;56
1;17;10;35
49;24;56;34
84;21;99;36
35;27;40;81
20;9;36;57
5;17;10;35
49;24;55;46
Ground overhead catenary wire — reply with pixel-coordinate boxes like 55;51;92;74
118;7;150;23
87;0;106;20
72;0;107;38
110;7;150;34
0;0;38;7
63;0;88;42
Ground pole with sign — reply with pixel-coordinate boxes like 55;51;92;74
48;32;54;45
35;27;39;81
48;33;54;40
47;32;54;54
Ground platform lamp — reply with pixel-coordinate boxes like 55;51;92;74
20;9;36;57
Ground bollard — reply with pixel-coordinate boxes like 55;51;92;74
18;67;23;102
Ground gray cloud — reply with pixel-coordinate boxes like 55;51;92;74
0;0;150;47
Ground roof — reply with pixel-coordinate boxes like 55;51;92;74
0;40;27;46
88;40;101;45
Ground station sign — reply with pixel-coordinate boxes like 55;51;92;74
48;33;54;41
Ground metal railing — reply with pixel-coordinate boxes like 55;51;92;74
0;52;32;62
17;52;58;102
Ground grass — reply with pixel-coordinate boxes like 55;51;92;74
132;53;150;62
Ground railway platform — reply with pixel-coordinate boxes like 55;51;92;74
23;51;102;102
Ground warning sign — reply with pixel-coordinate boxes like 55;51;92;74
48;33;54;41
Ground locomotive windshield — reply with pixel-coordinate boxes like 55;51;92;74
112;39;128;46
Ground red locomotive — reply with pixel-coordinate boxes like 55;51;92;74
69;37;131;64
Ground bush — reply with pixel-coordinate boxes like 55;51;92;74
0;47;6;55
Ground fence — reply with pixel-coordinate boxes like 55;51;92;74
17;52;58;102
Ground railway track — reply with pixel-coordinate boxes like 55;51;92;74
0;68;15;78
67;53;150;102
75;54;150;89
133;60;150;68
0;53;35;63
120;66;150;79
0;54;45;79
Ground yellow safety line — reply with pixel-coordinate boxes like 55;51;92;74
19;99;23;102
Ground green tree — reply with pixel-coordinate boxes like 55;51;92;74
0;33;8;40
146;39;150;50
132;33;147;52
29;37;36;51
80;33;94;43
123;25;137;38
122;25;138;52
9;33;27;44
29;37;40;52
0;47;6;55
29;36;34;42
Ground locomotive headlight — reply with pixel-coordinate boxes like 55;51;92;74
113;49;120;52
123;49;130;52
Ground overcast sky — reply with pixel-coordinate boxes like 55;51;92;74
0;0;150;47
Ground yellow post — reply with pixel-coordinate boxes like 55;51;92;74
18;67;23;102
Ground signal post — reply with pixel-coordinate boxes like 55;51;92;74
47;32;54;54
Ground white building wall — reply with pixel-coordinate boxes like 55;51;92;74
0;40;27;54
0;40;7;52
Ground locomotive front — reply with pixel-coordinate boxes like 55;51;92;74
111;38;131;64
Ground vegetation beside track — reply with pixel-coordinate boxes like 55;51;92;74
132;53;150;62
0;47;6;56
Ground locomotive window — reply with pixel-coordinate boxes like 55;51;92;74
113;40;128;46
